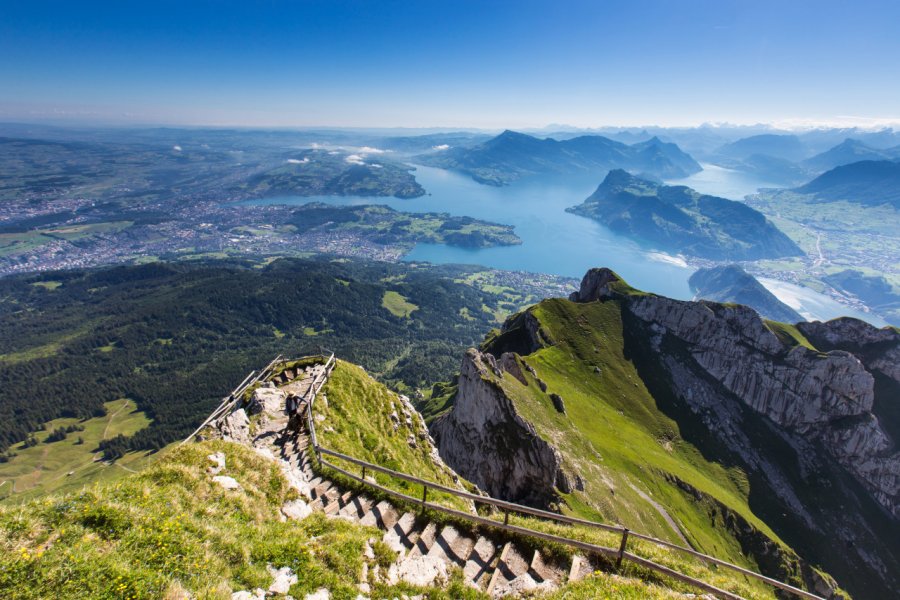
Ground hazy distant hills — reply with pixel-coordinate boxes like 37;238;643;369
703;133;900;188
417;130;701;185
567;170;803;260
795;160;900;207
689;264;803;323
714;133;809;162
803;138;900;172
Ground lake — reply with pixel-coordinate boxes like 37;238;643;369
243;164;883;325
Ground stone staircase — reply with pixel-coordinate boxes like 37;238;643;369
270;428;595;597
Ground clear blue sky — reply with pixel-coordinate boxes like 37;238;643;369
2;0;899;128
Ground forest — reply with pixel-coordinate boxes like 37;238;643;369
0;257;519;456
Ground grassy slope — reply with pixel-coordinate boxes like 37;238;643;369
0;440;472;600
316;361;469;510
481;299;799;597
0;399;159;503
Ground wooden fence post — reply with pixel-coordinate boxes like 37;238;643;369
616;528;630;569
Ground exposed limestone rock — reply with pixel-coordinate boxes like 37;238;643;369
267;565;298;594
499;352;528;385
798;317;900;385
431;348;571;506
249;387;286;415
231;590;265;600
212;475;242;491
219;409;251;445
619;290;899;518
568;267;620;302
207;452;226;475
282;498;313;520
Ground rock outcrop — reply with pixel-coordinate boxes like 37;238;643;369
609;284;899;520
431;348;572;505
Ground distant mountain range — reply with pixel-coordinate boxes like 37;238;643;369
567;170;803;260
795;160;900;208
803;138;900;172
417;130;701;185
689;265;803;323
714;133;809;162
704;134;900;188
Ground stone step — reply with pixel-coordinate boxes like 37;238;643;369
529;549;564;585
485;542;511;597
488;544;547;598
405;521;438;560
324;491;355;515
314;487;340;509
568;554;592;583
359;500;400;531
338;494;373;520
380;511;418;553
427;525;475;568
311;480;333;500
463;536;499;589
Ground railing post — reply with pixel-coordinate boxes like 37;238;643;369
616;528;630;569
503;510;509;526
362;465;367;481
421;486;428;510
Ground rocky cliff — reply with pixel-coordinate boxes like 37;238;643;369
431;348;571;506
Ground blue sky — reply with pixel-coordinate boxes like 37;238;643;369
2;0;899;128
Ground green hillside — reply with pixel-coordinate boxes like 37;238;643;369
0;440;481;599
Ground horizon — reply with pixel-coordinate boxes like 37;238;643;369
3;1;900;129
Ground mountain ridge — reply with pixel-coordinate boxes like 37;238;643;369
417;130;701;185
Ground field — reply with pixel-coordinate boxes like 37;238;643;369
381;290;419;318
0;399;159;503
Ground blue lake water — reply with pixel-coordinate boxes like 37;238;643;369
242;164;884;325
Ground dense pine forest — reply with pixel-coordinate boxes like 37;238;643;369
0;257;538;456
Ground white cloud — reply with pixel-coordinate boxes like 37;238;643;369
345;154;365;165
769;115;900;131
173;145;182;152
357;146;387;154
286;157;310;164
432;144;450;151
328;150;340;155
369;163;383;169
